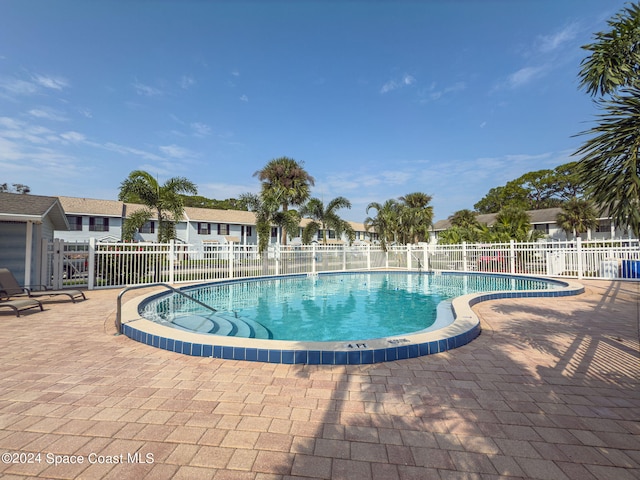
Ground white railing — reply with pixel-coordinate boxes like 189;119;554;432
46;238;640;289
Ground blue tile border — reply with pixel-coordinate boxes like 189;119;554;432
121;271;583;365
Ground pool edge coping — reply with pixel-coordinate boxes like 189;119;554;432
119;272;585;364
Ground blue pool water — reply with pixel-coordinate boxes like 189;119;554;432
139;272;563;342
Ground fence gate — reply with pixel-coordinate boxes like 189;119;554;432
43;239;91;290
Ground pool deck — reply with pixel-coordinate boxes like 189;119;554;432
0;280;638;479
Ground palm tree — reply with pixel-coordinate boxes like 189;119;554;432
364;199;401;250
299;196;355;244
240;192;275;255
398;192;434;244
492;206;534;242
575;3;640;237
556;197;598;240
118;170;197;242
449;209;479;229
253;157;315;245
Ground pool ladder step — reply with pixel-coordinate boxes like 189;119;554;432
168;310;274;339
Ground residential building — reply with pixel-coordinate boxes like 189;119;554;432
54;196;372;245
431;207;631;242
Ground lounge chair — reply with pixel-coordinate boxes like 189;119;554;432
0;268;86;303
0;298;43;317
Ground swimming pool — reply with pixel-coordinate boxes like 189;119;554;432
120;271;584;364
139;272;565;342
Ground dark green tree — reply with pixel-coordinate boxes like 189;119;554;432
556;197;599;240
364;199;401;250
474;184;529;214
574;2;640;237
398;192;434;244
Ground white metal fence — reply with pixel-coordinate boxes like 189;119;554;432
45;238;640;289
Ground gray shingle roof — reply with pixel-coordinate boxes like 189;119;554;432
58;196;125;216
0;192;68;229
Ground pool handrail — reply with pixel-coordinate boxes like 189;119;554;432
115;283;217;334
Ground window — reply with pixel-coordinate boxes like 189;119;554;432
140;221;155;234
241;225;252;237
534;223;549;234
198;222;211;235
327;230;336;239
89;217;109;232
217;224;230;235
596;220;611;232
68;216;83;231
271;227;278;238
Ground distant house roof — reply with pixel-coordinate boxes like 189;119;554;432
58;196;125;217
433;207;566;232
184;206;257;224
0;192;69;229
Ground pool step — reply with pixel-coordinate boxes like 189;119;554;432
211;313;274;339
169;309;274;339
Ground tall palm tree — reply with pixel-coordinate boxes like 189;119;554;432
364;199;401;250
253;157;315;245
299;196;355;244
398;192;434;244
575;3;640;237
556;197;598;240
118;170;197;242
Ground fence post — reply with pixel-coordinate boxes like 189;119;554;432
407;245;412;270
510;240;516;274
168;240;175;284
275;244;280;276
367;244;371;270
228;243;235;279
88;238;96;290
312;243;317;274
342;244;347;271
462;242;468;272
577;237;583;279
385;248;389;269
423;243;429;271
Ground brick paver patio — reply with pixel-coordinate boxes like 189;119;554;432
0;280;638;479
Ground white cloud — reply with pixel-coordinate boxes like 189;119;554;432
507;65;548;88
32;74;68;90
159;144;197;159
102;142;163;161
0;77;39;96
78;108;93;118
28;108;68;122
240;94;249;102
132;81;163;96
380;74;416;94
60;131;86;143
180;75;195;89
421;81;466;102
191;122;211;137
537;23;579;53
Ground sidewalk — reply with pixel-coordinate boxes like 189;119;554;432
0;280;638;479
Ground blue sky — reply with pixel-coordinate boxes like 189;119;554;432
0;0;628;223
